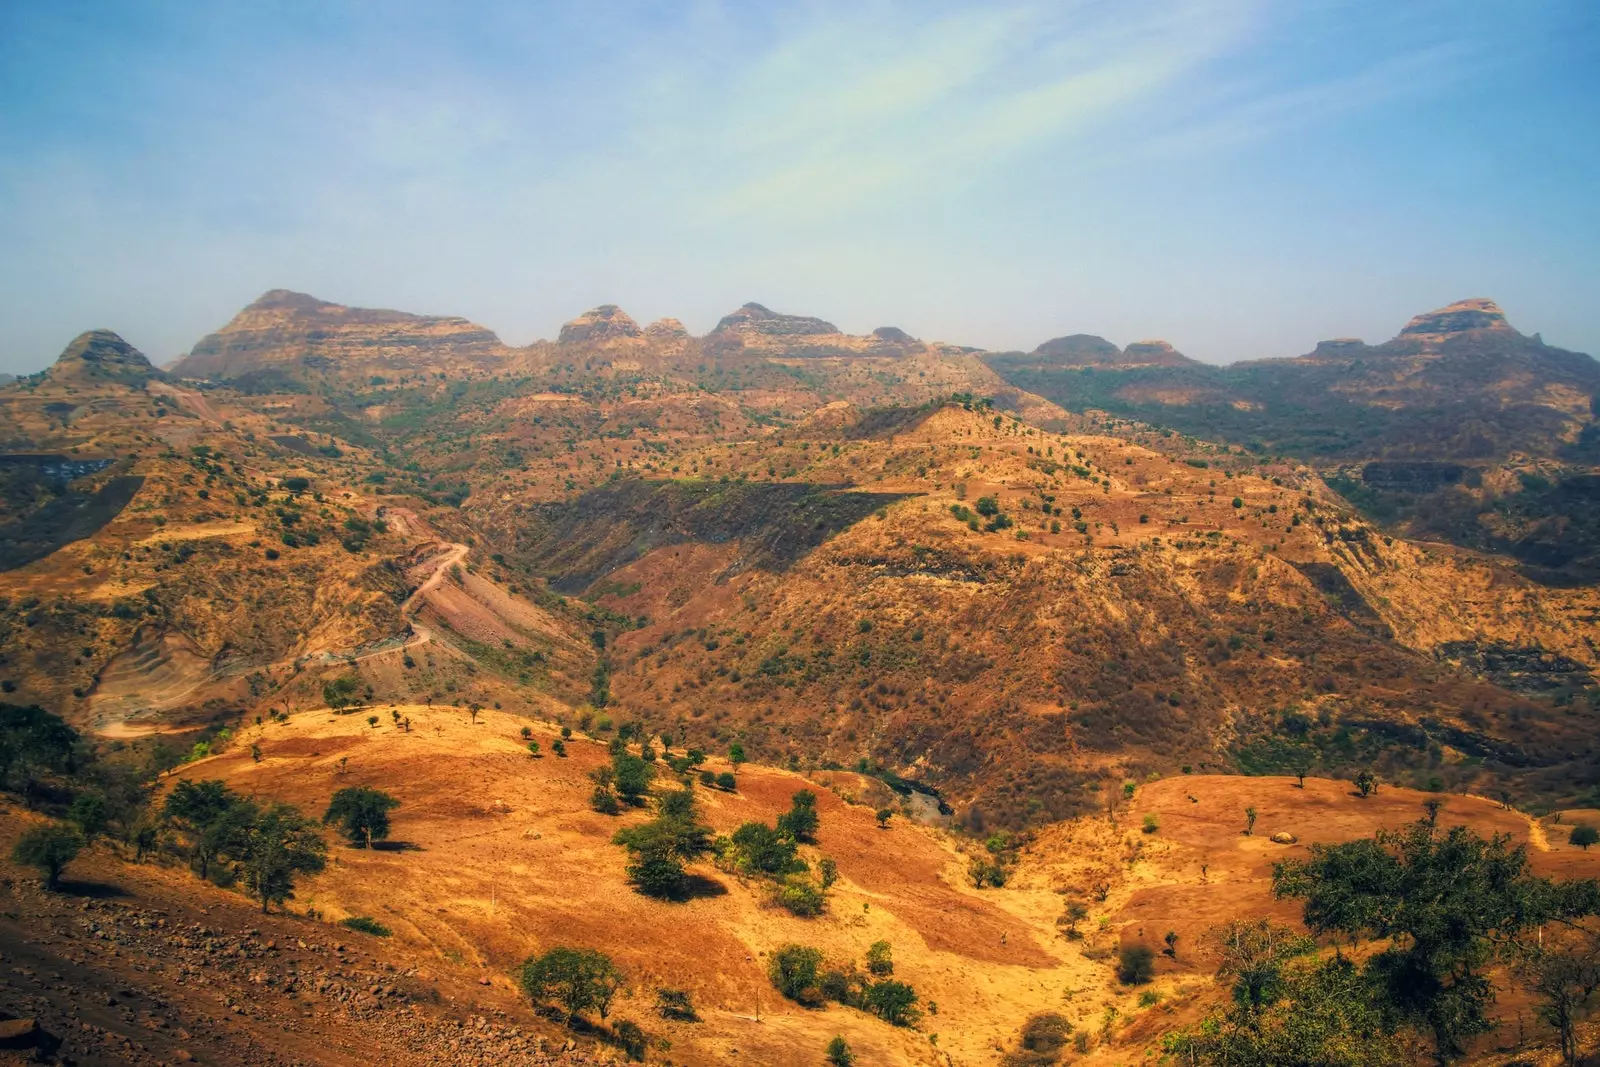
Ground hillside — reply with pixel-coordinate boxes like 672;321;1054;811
3;297;1598;825
983;299;1600;582
3;704;1595;1065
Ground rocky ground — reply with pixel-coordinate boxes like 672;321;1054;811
0;828;603;1067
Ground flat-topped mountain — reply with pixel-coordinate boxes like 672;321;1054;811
713;301;838;337
170;289;508;384
1026;333;1195;368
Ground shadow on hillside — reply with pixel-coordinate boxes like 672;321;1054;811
0;471;144;572
372;840;424;852
677;874;728;901
57;879;129;899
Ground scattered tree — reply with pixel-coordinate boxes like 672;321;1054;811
777;790;819;843
67;793;108;842
730;820;800;876
613;789;714;899
1518;928;1600;1066
12;823;83;890
1117;944;1156;985
1422;798;1444;826
875;807;893;829
321;676;361;712
865;940;893;976
862;979;920;1026
322;787;400;848
520;946;622;1022
654;987;697;1022
1273;818;1600;1062
768;943;823;1004
234;802;328;913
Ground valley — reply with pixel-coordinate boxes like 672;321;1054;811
2;291;1599;1064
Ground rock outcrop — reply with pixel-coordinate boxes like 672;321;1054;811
713;302;838;337
47;330;162;387
172;290;507;382
1399;298;1513;340
558;305;642;345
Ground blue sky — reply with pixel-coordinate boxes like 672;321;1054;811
1;0;1597;373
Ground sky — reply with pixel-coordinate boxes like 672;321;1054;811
1;0;1597;374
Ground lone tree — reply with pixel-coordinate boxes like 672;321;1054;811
12;823;83;890
520;946;622;1022
1569;823;1598;850
1243;807;1257;836
1354;770;1376;797
1273;818;1600;1063
875;807;893;829
323;787;401;848
825;1036;854;1067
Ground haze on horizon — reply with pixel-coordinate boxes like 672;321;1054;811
1;0;1597;376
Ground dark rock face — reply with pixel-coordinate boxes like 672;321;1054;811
558;304;642;344
872;326;913;343
1436;640;1596;694
1360;461;1467;492
50;330;160;386
714;303;838;337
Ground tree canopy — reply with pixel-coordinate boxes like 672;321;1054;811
322;786;400;848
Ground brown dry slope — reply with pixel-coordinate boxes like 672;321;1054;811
176;704;1092;1066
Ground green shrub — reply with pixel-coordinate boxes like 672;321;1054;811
768;944;823;1004
866;940;893;976
863;979;920;1026
776;878;825;917
654;987;698;1021
340;916;391;937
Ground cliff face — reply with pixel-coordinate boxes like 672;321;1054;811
171;290;509;383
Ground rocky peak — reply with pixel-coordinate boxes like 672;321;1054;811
50;330;161;385
1399;298;1513;340
714;302;838;337
872;326;914;343
245;289;336;313
559;305;642;345
644;318;688;340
